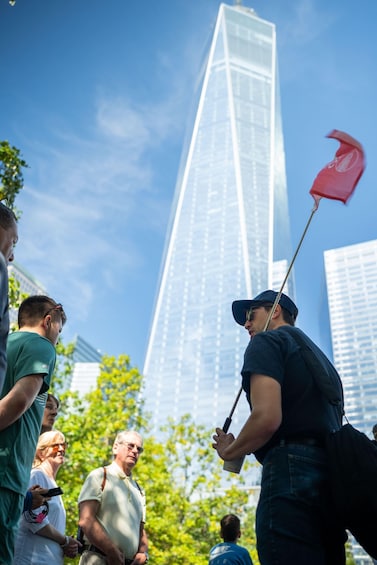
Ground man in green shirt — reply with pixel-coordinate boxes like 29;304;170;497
0;295;67;565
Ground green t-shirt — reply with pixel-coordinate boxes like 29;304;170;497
0;331;56;495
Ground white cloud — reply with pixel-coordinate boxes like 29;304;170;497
96;97;151;147
14;83;188;328
280;0;338;46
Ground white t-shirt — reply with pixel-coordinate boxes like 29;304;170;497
13;468;66;565
78;461;146;559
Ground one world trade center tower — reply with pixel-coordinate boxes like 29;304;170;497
143;2;294;433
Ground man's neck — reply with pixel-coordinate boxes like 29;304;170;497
113;459;133;477
18;325;45;336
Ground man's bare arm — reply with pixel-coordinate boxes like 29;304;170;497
134;523;148;562
79;500;124;565
0;375;44;431
213;374;282;460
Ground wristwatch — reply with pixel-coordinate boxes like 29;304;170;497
143;552;149;562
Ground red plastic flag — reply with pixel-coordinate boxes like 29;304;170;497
310;130;365;207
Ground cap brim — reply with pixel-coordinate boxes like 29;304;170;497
232;300;257;326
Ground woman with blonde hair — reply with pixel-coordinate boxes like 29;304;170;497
13;430;81;564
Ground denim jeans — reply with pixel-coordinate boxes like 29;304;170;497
256;443;346;565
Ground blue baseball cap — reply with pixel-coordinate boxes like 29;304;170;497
232;290;298;326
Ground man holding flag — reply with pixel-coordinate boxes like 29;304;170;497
212;290;347;564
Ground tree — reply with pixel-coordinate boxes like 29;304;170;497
0;140;28;213
56;357;260;564
0;140;28;319
138;415;260;564
56;355;148;535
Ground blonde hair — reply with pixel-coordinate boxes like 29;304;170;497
33;430;66;468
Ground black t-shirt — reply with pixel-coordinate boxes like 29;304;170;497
241;325;343;463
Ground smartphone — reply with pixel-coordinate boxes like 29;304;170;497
45;486;63;497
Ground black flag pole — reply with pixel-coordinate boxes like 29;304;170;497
222;202;319;433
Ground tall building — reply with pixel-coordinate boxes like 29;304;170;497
69;362;100;397
8;264;102;398
73;334;102;363
67;335;102;395
8;262;46;324
143;2;294;432
324;240;377;437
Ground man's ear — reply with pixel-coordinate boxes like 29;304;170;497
271;304;282;318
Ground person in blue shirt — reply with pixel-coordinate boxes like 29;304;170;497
209;514;253;565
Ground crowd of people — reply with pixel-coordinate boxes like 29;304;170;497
0;202;149;565
1;199;376;564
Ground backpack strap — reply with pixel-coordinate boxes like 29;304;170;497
134;479;143;495
101;466;107;491
281;325;344;414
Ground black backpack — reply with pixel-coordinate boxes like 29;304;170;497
283;326;377;559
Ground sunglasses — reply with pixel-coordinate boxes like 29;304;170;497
50;442;68;453
245;303;272;322
43;303;67;326
120;441;144;454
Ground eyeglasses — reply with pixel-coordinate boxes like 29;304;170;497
50;442;68;453
43;303;67;326
245;304;272;322
120;441;144;454
246;306;263;322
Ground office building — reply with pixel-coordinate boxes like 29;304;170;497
69;362;100;397
66;335;102;395
324;240;377;436
8;264;102;397
73;334;102;363
143;2;294;432
8;262;46;324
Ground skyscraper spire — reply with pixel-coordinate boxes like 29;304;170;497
143;3;294;432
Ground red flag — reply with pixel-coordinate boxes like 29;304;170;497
310;130;365;207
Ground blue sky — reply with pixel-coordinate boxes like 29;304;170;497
1;0;376;369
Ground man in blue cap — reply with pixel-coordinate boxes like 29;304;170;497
212;290;346;565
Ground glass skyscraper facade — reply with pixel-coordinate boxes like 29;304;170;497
324;240;377;436
8;262;46;324
143;3;294;432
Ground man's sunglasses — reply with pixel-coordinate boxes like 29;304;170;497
245;303;272;322
43;303;67;326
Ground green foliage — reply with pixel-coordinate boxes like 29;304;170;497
0;140;28;214
346;540;356;565
55;358;259;565
8;274;28;330
56;355;148;537
139;415;260;564
51;340;76;395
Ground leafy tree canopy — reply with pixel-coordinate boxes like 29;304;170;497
0;140;28;214
56;357;260;564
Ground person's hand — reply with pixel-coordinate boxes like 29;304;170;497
63;536;82;558
131;552;149;564
29;486;50;509
212;427;235;460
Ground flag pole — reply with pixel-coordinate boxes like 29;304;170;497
222;201;320;433
222;128;366;432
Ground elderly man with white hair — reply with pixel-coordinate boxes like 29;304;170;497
78;430;148;565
